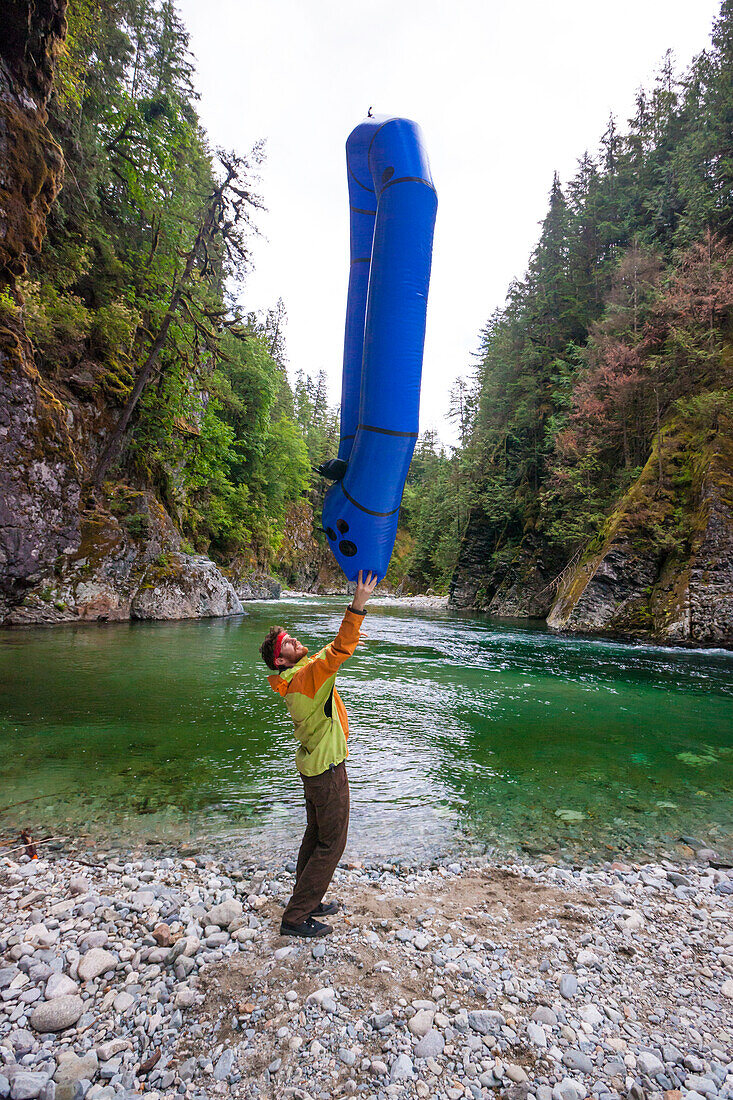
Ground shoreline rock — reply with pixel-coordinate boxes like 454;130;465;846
3;492;244;627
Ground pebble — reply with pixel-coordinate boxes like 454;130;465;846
637;1051;664;1076
407;1008;434;1037
390;1053;414;1081
29;995;84;1033
532;1006;558;1025
413;1028;445;1058
7;1071;49;1099
76;950;116;982
467;1008;505;1035
553;1078;587;1100
559;973;578;999
44;974;78;1000
54;1052;99;1100
112;992;134;1013
212;1049;235;1081
207;899;242;927
563;1049;594;1074
577;1004;603;1027
527;1020;548;1047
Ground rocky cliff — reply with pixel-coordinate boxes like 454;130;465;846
0;2;262;626
547;414;733;646
451;407;733;647
450;521;559;620
0;0;82;621
275;501;348;594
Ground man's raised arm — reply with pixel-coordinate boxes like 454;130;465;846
288;571;378;693
349;570;378;614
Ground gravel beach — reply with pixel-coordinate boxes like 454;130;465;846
1;843;731;1100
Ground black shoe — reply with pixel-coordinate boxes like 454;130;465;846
311;900;339;917
280;916;333;938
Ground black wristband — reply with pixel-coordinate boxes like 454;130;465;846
348;605;366;616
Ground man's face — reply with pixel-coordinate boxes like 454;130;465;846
275;632;308;669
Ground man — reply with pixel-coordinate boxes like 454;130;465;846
260;570;378;938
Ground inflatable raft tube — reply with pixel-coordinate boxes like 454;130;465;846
322;115;438;581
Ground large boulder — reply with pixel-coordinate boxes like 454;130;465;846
7;491;177;624
131;553;242;620
7;491;243;624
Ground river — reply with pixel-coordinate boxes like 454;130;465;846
1;597;732;862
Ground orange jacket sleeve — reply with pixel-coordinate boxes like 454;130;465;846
287;607;364;700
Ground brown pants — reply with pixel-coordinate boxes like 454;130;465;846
282;761;349;924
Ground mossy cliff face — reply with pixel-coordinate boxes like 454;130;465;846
451;404;733;646
0;322;82;619
450;519;559;619
547;415;733;645
0;0;66;278
0;0;83;620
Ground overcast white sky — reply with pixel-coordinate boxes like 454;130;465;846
178;0;720;445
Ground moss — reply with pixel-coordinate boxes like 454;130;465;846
140;555;184;589
0;100;64;279
107;485;146;518
98;359;134;400
68;511;124;571
122;513;150;539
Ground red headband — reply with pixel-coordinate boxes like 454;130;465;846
273;631;286;664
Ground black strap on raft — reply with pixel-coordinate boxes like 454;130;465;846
314;458;348;482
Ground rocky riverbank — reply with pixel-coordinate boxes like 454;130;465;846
1;843;731;1100
279;592;450;611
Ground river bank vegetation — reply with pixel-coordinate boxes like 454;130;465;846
21;0;314;566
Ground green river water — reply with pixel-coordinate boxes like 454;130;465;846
1;598;732;862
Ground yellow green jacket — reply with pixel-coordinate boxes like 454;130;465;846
267;607;365;776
